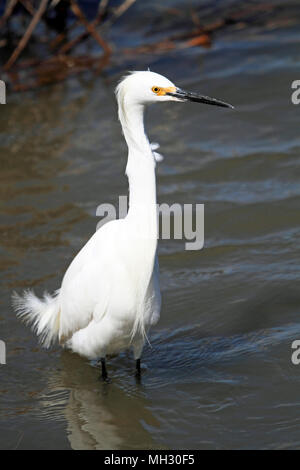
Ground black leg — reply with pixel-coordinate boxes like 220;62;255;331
100;357;108;381
135;358;141;379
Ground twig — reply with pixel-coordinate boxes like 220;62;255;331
0;0;19;29
57;0;109;54
19;0;35;16
102;0;137;29
68;0;111;55
11;53;108;92
50;21;79;49
4;0;48;70
97;0;109;17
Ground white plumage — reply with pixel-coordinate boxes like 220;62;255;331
12;71;176;377
13;71;233;379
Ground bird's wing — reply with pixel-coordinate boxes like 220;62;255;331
58;219;124;340
93;281;110;323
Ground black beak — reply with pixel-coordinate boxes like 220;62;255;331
166;87;234;109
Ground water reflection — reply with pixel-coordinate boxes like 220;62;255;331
44;351;161;450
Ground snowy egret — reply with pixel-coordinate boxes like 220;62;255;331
12;71;233;380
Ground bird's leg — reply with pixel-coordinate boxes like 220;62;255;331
100;357;108;381
136;358;141;377
133;340;144;381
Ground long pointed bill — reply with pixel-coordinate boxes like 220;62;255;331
166;87;234;109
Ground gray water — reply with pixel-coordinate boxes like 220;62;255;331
1;0;300;450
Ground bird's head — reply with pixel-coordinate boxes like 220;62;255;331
116;70;234;109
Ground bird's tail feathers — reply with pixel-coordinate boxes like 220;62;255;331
12;289;60;348
130;294;151;347
131;310;148;344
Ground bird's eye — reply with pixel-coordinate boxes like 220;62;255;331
152;86;160;94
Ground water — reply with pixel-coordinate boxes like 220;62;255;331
1;0;300;450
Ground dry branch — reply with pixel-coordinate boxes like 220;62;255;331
0;0;18;29
68;0;111;56
4;0;48;70
0;0;279;92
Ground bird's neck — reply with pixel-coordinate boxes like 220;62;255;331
118;102;157;212
119;101;150;155
118;100;158;339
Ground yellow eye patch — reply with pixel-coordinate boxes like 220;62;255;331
151;86;176;96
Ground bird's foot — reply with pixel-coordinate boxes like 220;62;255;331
100;374;112;384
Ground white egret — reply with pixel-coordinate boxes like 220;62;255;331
12;71;233;380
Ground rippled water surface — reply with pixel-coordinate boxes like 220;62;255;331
1;0;300;450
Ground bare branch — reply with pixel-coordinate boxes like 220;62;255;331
4;0;48;70
0;0;19;29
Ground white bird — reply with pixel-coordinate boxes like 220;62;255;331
12;71;233;380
